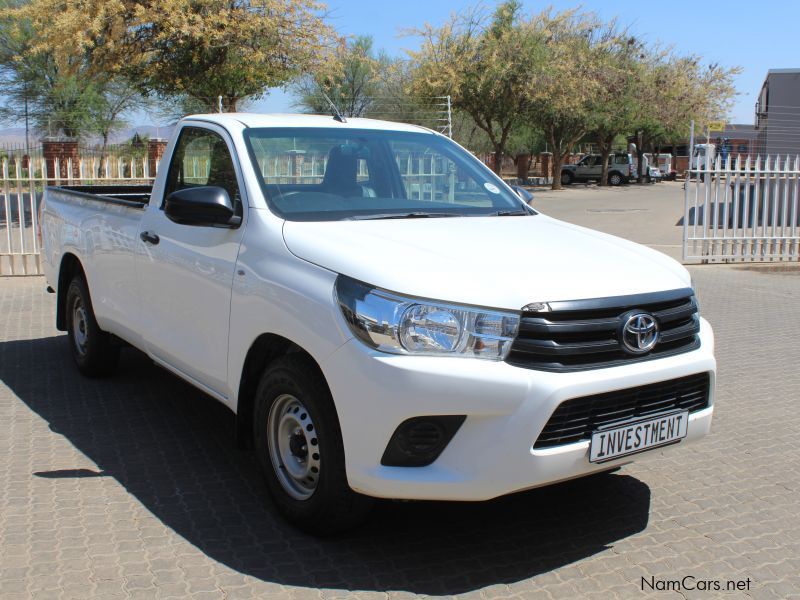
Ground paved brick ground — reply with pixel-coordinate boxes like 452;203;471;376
532;181;688;262
2;267;800;598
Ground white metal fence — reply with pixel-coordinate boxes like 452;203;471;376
1;155;152;276
683;154;800;262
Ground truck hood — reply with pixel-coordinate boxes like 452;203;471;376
282;214;690;310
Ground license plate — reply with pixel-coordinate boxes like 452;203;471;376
589;411;689;463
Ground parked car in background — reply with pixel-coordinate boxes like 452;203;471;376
560;153;632;186
41;113;716;534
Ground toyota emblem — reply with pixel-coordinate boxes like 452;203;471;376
620;311;659;354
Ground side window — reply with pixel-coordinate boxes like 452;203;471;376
163;127;242;214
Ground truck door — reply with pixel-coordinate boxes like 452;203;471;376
585;156;603;179
574;156;592;179
135;124;246;397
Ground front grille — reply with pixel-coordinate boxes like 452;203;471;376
506;288;700;372
534;372;710;449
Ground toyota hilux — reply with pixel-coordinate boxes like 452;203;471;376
41;113;715;534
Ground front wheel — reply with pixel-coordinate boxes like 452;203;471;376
608;172;624;186
560;171;574;185
65;275;120;377
253;355;373;534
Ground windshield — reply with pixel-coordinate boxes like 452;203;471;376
243;127;528;221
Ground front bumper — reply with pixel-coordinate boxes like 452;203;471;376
321;318;715;501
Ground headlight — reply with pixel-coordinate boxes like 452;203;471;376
335;275;520;360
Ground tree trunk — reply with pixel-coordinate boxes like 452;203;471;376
492;146;503;175
551;148;564;190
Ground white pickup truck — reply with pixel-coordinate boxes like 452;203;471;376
41;113;715;534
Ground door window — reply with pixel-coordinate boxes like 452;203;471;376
164;127;242;215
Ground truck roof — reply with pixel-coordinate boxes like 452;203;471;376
183;112;436;134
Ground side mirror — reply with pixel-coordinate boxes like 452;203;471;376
164;186;240;227
512;185;534;204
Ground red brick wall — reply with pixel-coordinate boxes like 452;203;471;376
147;139;168;177
41;138;80;181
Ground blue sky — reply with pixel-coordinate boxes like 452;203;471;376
249;0;798;127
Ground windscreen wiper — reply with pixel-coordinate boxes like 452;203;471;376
489;209;529;216
348;212;461;220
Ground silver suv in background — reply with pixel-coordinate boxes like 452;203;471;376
561;153;633;186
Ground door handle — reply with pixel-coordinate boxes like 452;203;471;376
139;231;160;245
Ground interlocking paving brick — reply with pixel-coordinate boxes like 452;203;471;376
2;257;800;599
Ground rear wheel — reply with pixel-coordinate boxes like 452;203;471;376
65;275;120;376
253;354;373;534
560;171;574;185
608;172;623;186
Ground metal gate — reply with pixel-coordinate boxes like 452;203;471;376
683;154;800;262
1;155;152;276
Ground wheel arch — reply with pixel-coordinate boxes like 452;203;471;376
56;253;86;331
235;333;335;449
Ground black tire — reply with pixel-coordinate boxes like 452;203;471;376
65;275;120;377
253;354;373;535
607;172;623;186
560;171;574;185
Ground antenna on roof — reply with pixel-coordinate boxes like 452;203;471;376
319;89;347;123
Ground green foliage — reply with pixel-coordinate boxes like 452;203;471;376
408;1;546;173
0;1;101;137
407;2;739;187
13;0;336;113
294;36;386;117
0;0;145;139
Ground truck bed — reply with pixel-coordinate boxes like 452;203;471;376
50;185;153;207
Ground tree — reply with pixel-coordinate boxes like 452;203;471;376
586;33;643;186
13;0;336;112
1;1;147;141
89;79;146;169
294;35;385;117
628;51;739;182
525;9;618;189
408;1;545;174
0;1;102;138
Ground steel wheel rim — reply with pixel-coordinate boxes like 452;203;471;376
610;174;621;185
72;299;89;356
267;394;320;500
